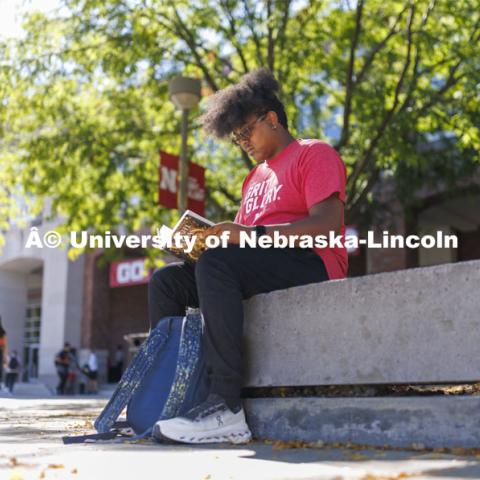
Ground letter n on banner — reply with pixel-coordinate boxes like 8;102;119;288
158;151;205;216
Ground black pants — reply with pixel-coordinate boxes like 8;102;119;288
148;245;329;406
5;373;17;393
57;370;68;394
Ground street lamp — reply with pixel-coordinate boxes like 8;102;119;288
168;76;202;214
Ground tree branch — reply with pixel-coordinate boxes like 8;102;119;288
219;0;251;73
205;186;231;219
348;2;416;203
346;167;380;220
217;184;241;204
398;0;437;115
277;0;310;89
415;17;480;117
275;0;292;86
266;0;275;71
171;7;220;92
16;34;131;67
336;0;364;151
277;0;292;54
354;4;410;87
242;0;265;66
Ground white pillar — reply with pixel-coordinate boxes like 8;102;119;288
38;247;70;378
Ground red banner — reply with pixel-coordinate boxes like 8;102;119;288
110;258;152;288
159;151;205;215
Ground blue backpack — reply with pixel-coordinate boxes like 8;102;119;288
63;309;209;444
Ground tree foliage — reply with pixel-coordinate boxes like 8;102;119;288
1;0;479;253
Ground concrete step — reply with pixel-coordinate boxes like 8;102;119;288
245;395;480;449
244;259;480;386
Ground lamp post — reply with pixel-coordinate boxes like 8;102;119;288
168;76;201;214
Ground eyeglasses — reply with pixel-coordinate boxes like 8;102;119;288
230;113;267;146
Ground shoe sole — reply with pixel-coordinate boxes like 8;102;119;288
153;422;252;445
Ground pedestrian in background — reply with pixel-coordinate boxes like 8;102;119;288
65;347;80;395
0;317;7;391
86;349;98;394
54;342;71;395
5;350;20;394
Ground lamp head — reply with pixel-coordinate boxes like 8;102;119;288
169;76;201;110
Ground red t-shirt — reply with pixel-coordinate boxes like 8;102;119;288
234;139;348;280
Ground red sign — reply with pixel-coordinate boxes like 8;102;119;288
159;151;205;215
110;258;152;288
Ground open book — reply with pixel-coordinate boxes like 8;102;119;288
157;210;214;262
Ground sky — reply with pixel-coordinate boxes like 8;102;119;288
0;0;60;39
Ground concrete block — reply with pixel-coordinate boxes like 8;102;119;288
244;259;480;386
245;396;480;448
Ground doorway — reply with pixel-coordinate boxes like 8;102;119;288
22;344;39;381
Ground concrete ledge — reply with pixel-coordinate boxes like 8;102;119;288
245;396;480;449
244;259;480;386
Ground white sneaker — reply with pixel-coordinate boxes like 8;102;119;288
153;394;252;445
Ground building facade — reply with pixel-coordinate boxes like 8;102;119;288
0;220;84;389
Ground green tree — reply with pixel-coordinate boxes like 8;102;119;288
1;0;479;254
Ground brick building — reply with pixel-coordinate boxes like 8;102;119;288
347;173;480;276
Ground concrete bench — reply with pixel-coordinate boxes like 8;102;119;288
243;259;480;448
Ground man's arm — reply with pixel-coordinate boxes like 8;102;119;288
262;193;343;240
205;193;343;244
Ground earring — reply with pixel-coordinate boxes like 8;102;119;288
270;124;277;130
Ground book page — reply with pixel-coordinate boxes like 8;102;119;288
157;210;214;262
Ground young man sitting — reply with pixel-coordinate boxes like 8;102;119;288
151;68;347;444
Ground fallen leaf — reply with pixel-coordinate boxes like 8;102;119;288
347;453;369;460
360;472;414;480
410;443;426;451
10;470;24;480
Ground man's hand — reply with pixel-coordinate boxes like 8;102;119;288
203;221;253;245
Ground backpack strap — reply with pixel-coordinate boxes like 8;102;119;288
62;431;119;444
62;425;154;445
62;420;136;445
159;312;204;420
112;420;130;429
111;426;153;444
94;321;171;433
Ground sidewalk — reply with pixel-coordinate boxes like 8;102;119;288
1;383;480;480
0;381;116;399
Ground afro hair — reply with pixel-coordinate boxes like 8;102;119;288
200;68;288;139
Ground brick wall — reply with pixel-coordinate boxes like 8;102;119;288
107;283;149;365
82;252;149;365
81;251;111;349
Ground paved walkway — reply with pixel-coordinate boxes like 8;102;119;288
1;383;480;480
